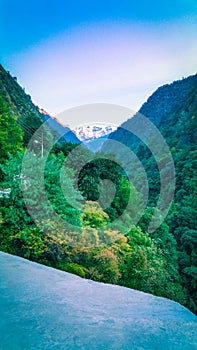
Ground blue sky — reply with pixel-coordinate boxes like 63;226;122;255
1;0;197;125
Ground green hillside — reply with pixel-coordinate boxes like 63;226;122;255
107;75;197;313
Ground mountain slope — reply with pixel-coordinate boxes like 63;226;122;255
104;74;197;313
0;64;80;145
1;251;197;350
107;74;197;150
40;110;80;144
139;74;197;127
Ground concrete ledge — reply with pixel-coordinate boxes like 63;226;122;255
0;251;197;349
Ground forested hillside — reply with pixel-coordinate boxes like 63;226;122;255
0;67;196;314
107;75;197;313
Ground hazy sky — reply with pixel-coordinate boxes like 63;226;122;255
1;0;197;125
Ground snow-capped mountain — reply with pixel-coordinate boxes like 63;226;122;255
73;124;117;142
72;124;117;152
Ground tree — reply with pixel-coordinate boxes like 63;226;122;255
81;201;109;229
0;97;23;180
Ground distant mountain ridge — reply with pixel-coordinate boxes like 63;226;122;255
40;109;80;144
0;64;80;145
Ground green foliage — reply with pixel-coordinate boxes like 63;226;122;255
0;98;23;180
92;248;121;284
59;262;89;278
81;201;109;228
0;64;44;146
9;227;47;260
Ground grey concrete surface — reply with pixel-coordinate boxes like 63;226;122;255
0;251;197;349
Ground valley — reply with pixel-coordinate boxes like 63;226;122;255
0;64;196;317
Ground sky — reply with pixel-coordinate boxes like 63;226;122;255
0;0;197;126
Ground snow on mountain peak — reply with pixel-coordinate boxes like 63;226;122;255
73;124;117;142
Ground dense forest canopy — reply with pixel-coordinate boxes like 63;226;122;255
0;64;196;313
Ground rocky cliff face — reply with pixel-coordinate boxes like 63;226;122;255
0;251;197;350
